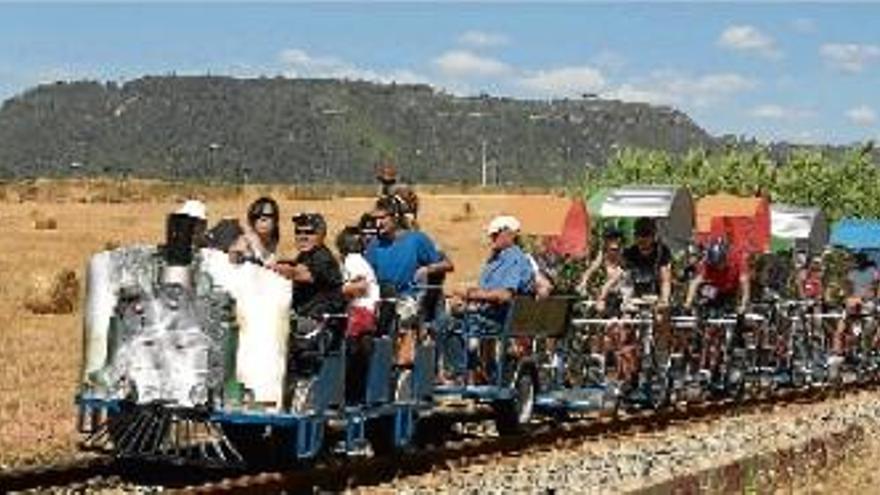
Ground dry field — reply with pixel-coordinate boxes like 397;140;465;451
0;185;571;467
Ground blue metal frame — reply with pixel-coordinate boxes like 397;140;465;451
393;405;416;448
311;352;345;412
412;341;436;403
433;303;521;401
366;337;393;405
534;385;614;412
210;409;327;460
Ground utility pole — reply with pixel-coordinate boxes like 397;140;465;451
481;139;487;187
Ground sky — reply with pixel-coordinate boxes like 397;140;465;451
0;2;878;145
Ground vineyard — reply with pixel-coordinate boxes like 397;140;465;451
579;144;879;222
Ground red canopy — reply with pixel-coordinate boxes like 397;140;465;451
547;199;590;258
695;194;771;255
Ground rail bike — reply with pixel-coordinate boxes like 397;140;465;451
73;210;880;471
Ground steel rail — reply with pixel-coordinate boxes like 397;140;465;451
175;382;872;494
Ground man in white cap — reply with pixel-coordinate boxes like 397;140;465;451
465;215;535;310
438;215;535;383
175;199;208;248
177;199;207;221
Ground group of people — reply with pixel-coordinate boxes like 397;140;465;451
796;250;880;366
172;187;880;404
576;215;880;391
173;183;551;403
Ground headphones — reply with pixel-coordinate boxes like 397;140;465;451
376;194;408;223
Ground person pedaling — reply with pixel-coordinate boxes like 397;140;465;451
684;238;751;383
437;215;536;385
798;254;825;301
364;195;454;366
831;251;880;365
336;225;381;405
384;185;453;328
271;212;347;410
578;228;630;384
623;217;673;307
617;217;674;398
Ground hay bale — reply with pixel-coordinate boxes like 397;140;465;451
34;218;58;230
450;201;475;223
24;269;80;315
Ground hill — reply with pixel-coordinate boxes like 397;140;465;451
0;76;717;185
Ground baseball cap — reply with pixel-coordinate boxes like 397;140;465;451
292;212;327;233
486;215;521;236
176;200;207;221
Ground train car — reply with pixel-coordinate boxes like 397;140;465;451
75;213;434;467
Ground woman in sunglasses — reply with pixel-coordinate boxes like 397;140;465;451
229;196;280;265
577;228;631;384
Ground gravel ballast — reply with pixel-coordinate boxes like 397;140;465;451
361;390;880;494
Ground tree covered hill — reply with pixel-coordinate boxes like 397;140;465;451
0;76;718;184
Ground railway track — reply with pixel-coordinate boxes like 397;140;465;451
1;382;867;494
0;457;116;493
0;456;239;493
177;383;859;494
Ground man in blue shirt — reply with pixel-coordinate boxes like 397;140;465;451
365;196;453;298
439;215;536;382
365;196;454;368
464;215;535;321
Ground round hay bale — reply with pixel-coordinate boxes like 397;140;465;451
34;217;58;231
23;269;80;315
450;201;475;223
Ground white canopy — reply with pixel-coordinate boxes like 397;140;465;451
596;185;685;218
770;203;828;253
589;185;694;251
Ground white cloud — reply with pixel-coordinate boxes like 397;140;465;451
606;71;757;108
518;66;606;97
433;50;511;78
820;43;880;73
278;48;425;84
718;25;782;59
847;105;877;126
749;104;814;121
791;18;816;34
457;30;509;48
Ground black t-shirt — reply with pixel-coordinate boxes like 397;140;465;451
623;242;672;297
291;245;346;319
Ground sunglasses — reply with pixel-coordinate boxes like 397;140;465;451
295;229;317;236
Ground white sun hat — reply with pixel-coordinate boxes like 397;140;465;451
486;215;521;236
177;199;207;221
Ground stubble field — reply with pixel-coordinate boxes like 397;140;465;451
0;186;570;467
